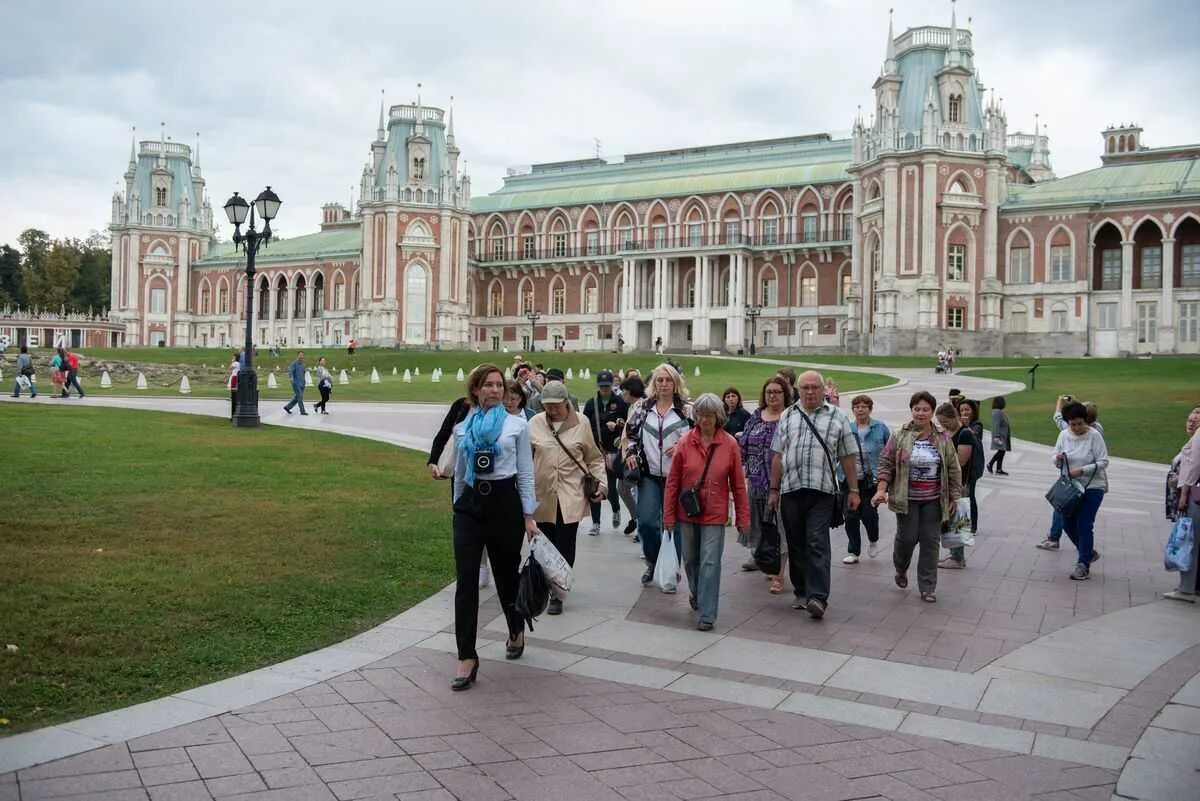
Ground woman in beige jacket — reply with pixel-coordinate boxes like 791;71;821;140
529;380;607;615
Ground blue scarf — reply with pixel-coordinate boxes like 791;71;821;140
462;404;507;485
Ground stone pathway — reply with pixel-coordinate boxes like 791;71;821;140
2;365;1198;800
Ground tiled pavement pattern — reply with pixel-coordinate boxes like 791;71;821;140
1;647;1124;801
3;363;1199;799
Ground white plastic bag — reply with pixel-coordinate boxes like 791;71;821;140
530;534;573;594
942;498;975;549
653;530;679;592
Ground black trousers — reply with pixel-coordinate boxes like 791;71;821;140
538;505;579;568
988;451;1006;471
453;478;524;661
230;390;237;418
590;464;621;524
315;385;331;412
780;489;835;603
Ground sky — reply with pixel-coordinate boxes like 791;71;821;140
1;0;1197;248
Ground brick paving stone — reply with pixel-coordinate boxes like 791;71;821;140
498;773;623;801
250;752;310;771
229;723;293;756
327;770;442;800
260;766;325;789
587;704;689;734
478;761;539;783
314;755;424;783
276;720;331;737
186;743;255;779
589;762;692;788
629;732;707;762
676;757;765;794
522;756;588;778
18;744;134;780
138;761;202;786
568;748;664;772
129;719;231;752
756;749;812;768
290;729;405;766
147;781;215;801
427;767;511;801
20;769;143;800
414;750;472;770
527;721;638;755
793;740;880;763
740;717;850;748
205;772;268;797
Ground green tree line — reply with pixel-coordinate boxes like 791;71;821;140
0;228;111;313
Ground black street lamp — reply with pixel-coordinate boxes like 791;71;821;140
224;186;282;428
526;308;542;352
745;303;762;355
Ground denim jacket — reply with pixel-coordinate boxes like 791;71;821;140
837;417;890;485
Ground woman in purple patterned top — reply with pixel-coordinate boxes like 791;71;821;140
739;375;790;593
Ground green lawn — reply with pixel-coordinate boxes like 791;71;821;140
959;359;1200;463
12;348;894;403
0;405;455;735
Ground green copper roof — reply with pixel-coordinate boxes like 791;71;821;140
1004;157;1200;209
471;136;853;214
195;226;361;266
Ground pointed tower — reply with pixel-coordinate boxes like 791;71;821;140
406;83;431;187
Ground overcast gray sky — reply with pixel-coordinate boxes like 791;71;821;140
1;0;1197;247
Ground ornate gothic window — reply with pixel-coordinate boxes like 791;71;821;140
155;187;167;207
948;94;962;124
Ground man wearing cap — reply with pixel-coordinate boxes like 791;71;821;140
583;370;629;535
544;368;580;410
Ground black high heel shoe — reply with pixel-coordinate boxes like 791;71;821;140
450;659;479;691
506;634;525;660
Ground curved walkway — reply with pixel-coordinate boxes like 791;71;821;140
2;366;1197;801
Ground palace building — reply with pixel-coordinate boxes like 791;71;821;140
105;10;1200;357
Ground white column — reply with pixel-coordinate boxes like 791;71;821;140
1161;238;1176;350
921;160;937;275
883;163;899;277
1121;239;1135;328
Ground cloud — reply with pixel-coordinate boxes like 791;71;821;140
0;0;1196;246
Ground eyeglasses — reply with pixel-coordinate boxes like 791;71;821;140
765;390;784;396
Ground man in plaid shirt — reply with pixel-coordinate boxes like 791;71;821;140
767;371;860;619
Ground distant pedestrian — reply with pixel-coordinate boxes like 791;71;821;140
616;376;645;537
50;347;67;398
986;396;1011;475
63;349;84;397
722;388;750;437
314;356;333;414
957;398;985;535
11;344;37;398
347;338;357;358
1054;402;1108;581
227;356;240;418
823;377;840;407
283;351;308;415
1165;404;1200;602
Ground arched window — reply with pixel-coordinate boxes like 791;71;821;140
520;279;536;315
948;94;962;124
839;267;852;304
488;282;504;317
799;266;817;307
155;187;167;207
759;201;779;245
334;277;346;310
312;274;324;314
489;223;505;261
723;213;741;244
275;277;289;318
405;264;428;343
870;235;882;275
293;275;307;317
759;266;777;307
258;277;270;318
616;212;635;249
200;285;211;315
551;217;568;257
550;277;566;315
582;276;599;314
218;283;229;314
1007;233;1031;284
686;208;705;247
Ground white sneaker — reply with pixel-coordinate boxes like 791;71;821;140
589;523;601;537
842;555;859;565
478;566;491;588
868;542;880;559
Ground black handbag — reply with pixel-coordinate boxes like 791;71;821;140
1045;456;1092;516
514;554;549;632
753;498;782;574
678;442;718;518
797;409;846;528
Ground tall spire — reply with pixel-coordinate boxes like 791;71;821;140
376;89;386;140
193;132;201;167
947;0;961;66
128;125;137;166
157;122;167;168
883;8;897;74
446;95;456;144
413;82;424;137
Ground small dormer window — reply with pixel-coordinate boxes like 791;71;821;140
948;94;962;124
412;157;425;181
155;187;167;207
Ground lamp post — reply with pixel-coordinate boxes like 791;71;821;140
526;308;542;352
224;186;282;428
745;303;761;355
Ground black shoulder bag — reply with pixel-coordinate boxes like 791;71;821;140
678;441;719;518
797;408;846;528
549;419;602;499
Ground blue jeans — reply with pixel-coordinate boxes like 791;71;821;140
637;476;680;566
1063;489;1105;567
1048;509;1064;542
12;378;37;397
284;386;306;414
680;523;725;624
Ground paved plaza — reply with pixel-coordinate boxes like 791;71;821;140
3;363;1199;800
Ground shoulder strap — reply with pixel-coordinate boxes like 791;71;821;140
549;419;590;476
798;408;838;481
696;436;719;486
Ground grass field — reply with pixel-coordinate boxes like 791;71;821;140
0;405;455;735
6;348;894;403
960;360;1199;463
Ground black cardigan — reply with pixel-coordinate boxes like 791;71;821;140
428;397;470;465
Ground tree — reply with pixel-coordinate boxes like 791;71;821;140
72;240;111;313
0;244;23;307
23;240;81;311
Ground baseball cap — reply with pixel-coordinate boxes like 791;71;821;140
596;370;614;386
545;367;565;382
540;381;569;405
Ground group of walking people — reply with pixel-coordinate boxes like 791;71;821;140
9;344;84;398
426;359;1027;691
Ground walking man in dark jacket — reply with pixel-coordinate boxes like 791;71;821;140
583;370;629;535
283;351;308;416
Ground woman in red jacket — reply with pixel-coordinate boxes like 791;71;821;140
665;392;750;631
